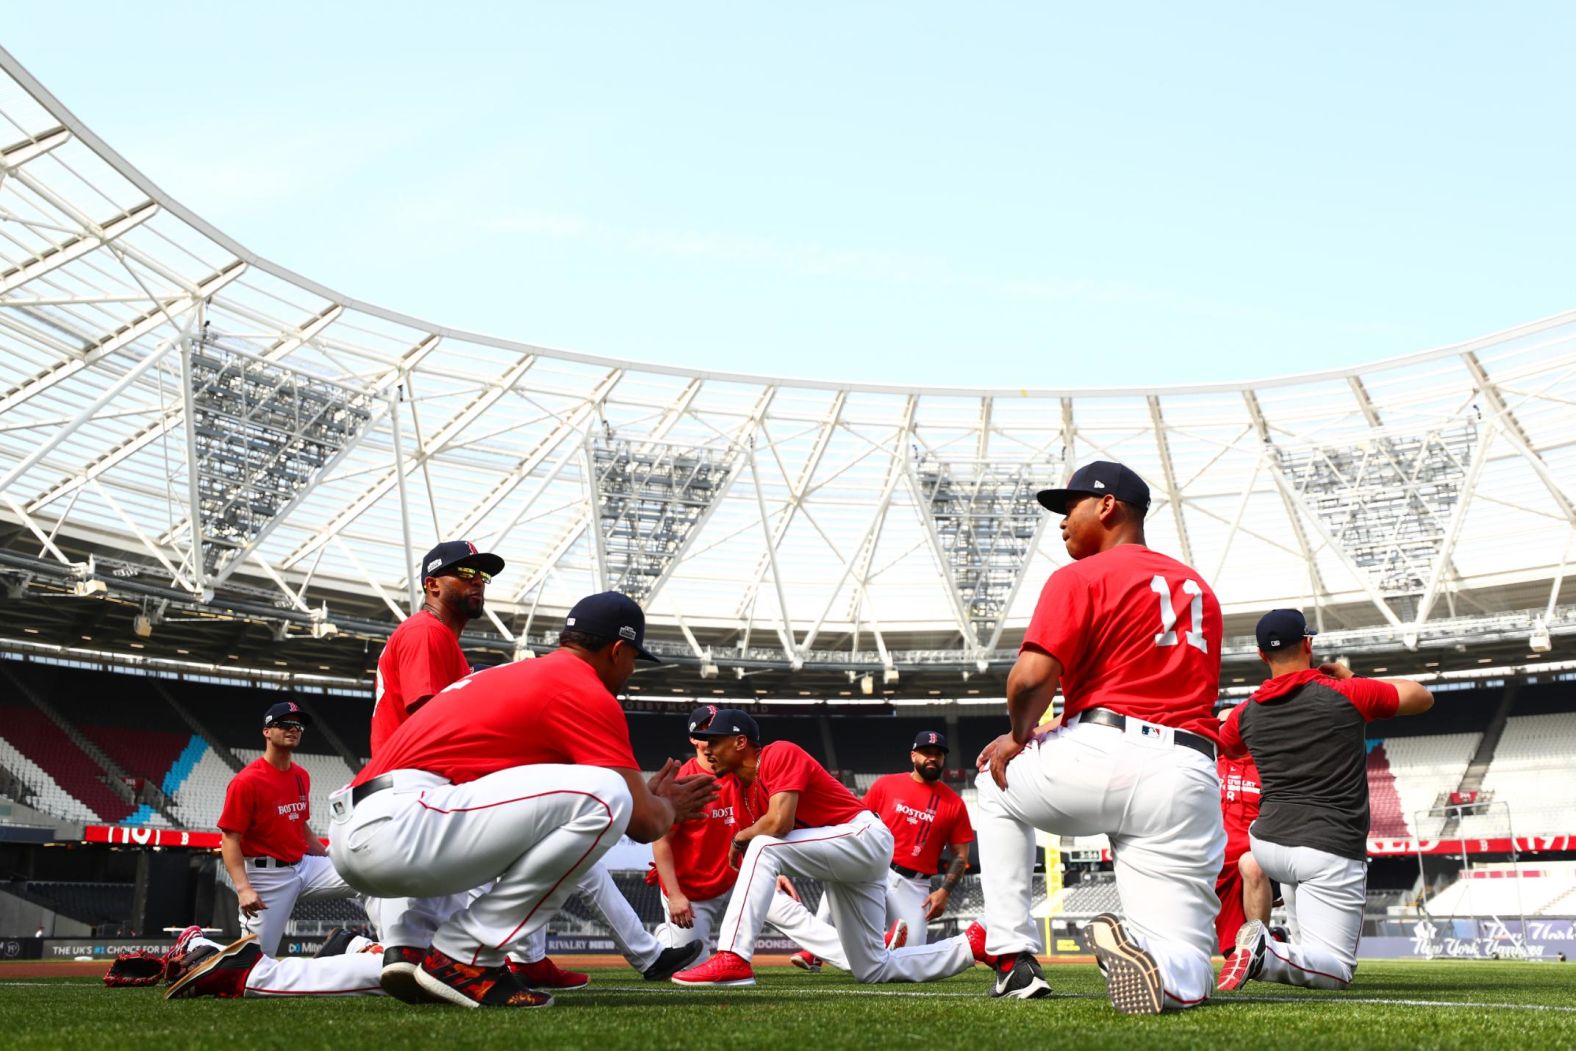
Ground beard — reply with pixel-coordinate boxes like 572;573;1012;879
463;592;485;618
913;760;943;782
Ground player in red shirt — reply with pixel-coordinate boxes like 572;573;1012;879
671;711;988;987
330;591;716;1009
1216;609;1433;993
217;701;358;956
649;706;846;964
974;461;1226;1012
800;730;973;965
1214;740;1270;957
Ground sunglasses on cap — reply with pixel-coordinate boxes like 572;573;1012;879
446;565;492;584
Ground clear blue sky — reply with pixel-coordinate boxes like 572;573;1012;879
7;3;1575;388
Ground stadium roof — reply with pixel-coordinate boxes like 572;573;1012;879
1;45;1573;697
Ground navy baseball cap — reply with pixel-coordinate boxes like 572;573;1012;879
689;708;761;745
1256;608;1317;652
911;730;948;753
1036;461;1151;516
687;704;721;734
420;540;505;580
263;701;310;727
563;591;660;663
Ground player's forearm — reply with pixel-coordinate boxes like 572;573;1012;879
651;836;683;892
219;834;251;893
1005;651;1061;744
941;851;967;892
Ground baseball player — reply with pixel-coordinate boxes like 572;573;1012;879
330;591;716;1008
973;460;1226;1012
164;930;386;1000
217;702;359;956
370;545;685;995
1214;732;1272;958
1216;609;1433;991
801;729;973;964
670;710;986;986
650;706;849;965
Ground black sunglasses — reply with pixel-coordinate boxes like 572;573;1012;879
271;721;305;732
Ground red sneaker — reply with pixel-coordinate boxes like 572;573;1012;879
884;919;908;950
508;956;590;990
966;921;1000;967
414;947;554;1008
671;950;756;987
164;935;261;1000
789;950;822;973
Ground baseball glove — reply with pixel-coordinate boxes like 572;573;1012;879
102;950;167;987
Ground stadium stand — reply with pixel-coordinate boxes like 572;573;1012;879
6;879;135;930
0;697;133;824
1369;733;1482;838
1425;862;1576;917
1457;712;1576;839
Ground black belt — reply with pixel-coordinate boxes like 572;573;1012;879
890;862;930;880
247;857;298;869
1079;707;1215;760
351;773;398;806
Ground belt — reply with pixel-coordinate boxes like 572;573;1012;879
247;857;298;869
350;773;398;806
1078;707;1215;760
890;862;929;880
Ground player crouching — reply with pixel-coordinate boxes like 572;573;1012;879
670;710;991;987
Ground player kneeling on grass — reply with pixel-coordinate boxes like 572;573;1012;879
671;710;990;987
1216;609;1433;993
328;591;717;1009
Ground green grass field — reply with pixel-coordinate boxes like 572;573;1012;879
3;960;1574;1051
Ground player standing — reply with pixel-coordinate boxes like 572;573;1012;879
650;706;848;964
671;710;986;986
801;730;972;961
974;460;1226;1012
1214;724;1272;958
1216;609;1433;991
217;701;359;955
331;591;716;1008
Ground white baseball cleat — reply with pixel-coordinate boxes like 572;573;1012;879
1083;913;1165;1015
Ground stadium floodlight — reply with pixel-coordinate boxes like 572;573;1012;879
699;658;720;679
1530;618;1553;654
860;673;874;696
132;613;153;638
883;666;900;685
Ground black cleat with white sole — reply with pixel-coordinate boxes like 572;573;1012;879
642;939;704;981
989;951;1052;1000
1083;913;1165;1015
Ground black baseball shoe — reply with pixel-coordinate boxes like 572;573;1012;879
989;951;1052;1000
314;927;358;959
1217;920;1267;992
642;939;704;981
413;947;553;1008
164;934;262;1000
380;944;433;1004
1083;913;1165;1015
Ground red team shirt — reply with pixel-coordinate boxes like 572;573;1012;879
862;773;974;875
371;610;471;757
1217;753;1262;853
354;649;638;787
217;758;312;863
658;757;739;901
1022;544;1224;741
742;741;867;830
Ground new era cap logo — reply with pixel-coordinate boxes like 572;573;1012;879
618;625;637;641
1093;480;1106;488
566;616;576;626
427;558;442;572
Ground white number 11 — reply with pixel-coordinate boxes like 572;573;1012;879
1151;575;1208;654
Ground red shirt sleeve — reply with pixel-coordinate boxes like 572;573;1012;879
1020;564;1094;669
558;693;641;769
1333;677;1401;721
946;795;975;846
1219;706;1247;758
217;772;252;834
758;743;812;797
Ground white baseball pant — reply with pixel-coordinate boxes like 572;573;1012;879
329;765;631;968
814;867;932;946
184;935;386;997
975;716;1225;1009
660;886;850;967
1247;834;1365;989
237;853;359;955
714;810;974;983
512;860;663;970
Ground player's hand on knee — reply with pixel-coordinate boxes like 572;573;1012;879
670;894;694;927
238;887;265;916
776;875;800;902
923;888;948;920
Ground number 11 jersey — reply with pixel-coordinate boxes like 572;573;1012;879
1021;543;1223;742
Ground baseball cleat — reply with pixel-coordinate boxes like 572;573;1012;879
1217;920;1267;992
1083;913;1165;1016
164;934;261;1000
789;950;823;973
642;939;704;981
670;950;757;987
162;925;207;985
380;944;432;1004
414;948;554;1008
884;919;908;951
314;926;358;959
990;952;1052;1000
965;921;1000;968
508;955;591;990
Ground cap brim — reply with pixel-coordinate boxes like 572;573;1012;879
635;644;661;664
689;727;742;738
1035;488;1084;514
